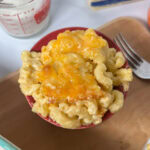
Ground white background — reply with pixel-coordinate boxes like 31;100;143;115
0;0;149;78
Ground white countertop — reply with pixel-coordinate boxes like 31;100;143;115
0;0;149;78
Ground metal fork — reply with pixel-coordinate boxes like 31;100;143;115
114;34;150;79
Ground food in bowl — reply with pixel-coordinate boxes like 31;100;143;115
18;28;133;129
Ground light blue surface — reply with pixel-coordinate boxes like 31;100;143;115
0;137;19;150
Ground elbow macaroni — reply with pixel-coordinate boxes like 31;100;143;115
109;90;124;113
18;29;133;129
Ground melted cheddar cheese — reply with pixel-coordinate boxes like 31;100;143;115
36;29;107;103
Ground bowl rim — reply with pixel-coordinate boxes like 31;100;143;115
25;27;128;129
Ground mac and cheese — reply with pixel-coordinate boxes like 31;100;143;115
19;29;133;129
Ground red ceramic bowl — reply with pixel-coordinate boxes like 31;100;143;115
26;27;128;129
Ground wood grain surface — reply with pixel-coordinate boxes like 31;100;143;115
0;17;150;150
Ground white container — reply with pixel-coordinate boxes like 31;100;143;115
0;0;51;37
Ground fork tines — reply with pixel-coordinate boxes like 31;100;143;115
114;33;143;70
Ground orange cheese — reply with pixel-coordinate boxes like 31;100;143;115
36;29;107;102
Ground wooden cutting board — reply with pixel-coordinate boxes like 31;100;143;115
0;17;150;150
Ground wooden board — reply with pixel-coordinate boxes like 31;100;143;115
0;17;150;150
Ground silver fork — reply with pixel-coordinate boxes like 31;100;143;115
114;33;150;79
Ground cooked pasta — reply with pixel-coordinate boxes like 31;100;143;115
18;29;133;129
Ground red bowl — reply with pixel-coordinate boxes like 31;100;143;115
26;27;128;129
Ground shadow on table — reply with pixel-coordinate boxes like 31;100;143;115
0;64;11;78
